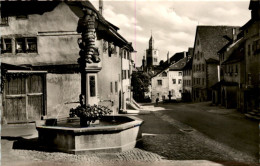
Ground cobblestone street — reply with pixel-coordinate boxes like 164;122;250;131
1;103;259;166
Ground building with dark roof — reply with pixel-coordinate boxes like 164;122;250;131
192;25;239;102
151;57;187;102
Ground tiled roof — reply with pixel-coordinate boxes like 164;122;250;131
222;38;245;65
169;57;187;71
182;57;192;70
195;26;239;61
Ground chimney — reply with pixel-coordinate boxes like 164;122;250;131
167;51;170;64
232;28;237;41
99;0;103;15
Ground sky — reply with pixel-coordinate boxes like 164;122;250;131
90;0;251;67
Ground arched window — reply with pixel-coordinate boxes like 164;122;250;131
162;71;167;77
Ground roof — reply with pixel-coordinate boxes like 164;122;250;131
249;0;260;10
158;52;186;70
1;1;134;51
222;38;245;65
182;57;193;70
194;26;239;61
205;58;219;64
169;57;187;71
240;19;254;30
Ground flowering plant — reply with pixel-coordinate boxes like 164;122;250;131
69;104;112;127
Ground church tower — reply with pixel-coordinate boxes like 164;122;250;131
146;33;159;69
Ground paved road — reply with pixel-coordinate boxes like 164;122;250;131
1;102;259;166
152;102;259;162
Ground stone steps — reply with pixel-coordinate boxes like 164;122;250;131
245;109;260;121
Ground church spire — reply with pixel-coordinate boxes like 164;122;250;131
149;30;154;49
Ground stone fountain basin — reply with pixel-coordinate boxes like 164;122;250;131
36;115;143;154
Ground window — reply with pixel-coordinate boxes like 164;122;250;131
248;73;252;85
172;79;176;84
113;45;117;56
199;64;201;71
15;37;37;53
202;78;205;85
178;72;182;76
197;39;199;46
124;50;127;59
115;81;118;93
103;41;108;53
0;16;8;26
202;64;204;72
108;42;112;57
157;80;162;86
179;90;182;93
26;38;37;53
89;76;96;97
127;51;130;59
162;72;167;77
1;38;12;53
197;51;200;60
110;82;113;93
128;70;130;78
16;38;24;53
248;44;251;56
178;79;182;84
119;48;122;57
253;40;260;55
154;58;157;62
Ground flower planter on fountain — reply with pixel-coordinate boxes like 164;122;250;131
36;105;143;154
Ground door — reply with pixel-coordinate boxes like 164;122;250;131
27;75;44;121
4;73;45;123
4;76;27;122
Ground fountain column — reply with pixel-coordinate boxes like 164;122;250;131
77;8;101;106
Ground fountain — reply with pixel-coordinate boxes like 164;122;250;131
36;6;143;154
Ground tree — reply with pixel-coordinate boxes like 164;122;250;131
131;72;151;102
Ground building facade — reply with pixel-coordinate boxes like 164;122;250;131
241;0;260;113
1;1;134;123
182;48;193;102
151;57;187;102
192;26;238;102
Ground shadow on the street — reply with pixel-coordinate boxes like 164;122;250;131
1;137;60;153
213;161;260;166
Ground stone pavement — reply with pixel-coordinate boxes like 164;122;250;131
1;103;259;166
